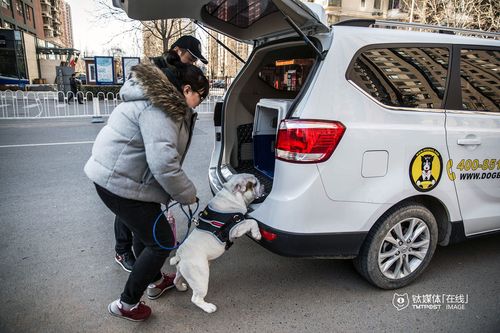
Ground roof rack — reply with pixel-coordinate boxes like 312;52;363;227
334;19;375;27
374;20;499;39
333;19;499;39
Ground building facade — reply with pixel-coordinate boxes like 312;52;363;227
206;32;250;79
0;0;44;37
0;0;76;86
61;1;72;48
40;0;72;48
308;0;409;24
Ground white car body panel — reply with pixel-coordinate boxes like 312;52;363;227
445;111;500;235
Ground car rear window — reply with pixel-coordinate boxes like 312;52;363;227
258;58;315;92
348;47;450;109
204;0;278;28
459;49;499;112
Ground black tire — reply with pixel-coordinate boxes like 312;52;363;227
353;203;438;289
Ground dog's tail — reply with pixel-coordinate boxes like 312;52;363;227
169;254;180;266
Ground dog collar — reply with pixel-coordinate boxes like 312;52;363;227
196;206;245;250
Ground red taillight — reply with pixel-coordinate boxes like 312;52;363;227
260;228;277;241
275;119;345;163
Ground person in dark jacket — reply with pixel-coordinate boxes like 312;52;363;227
84;61;209;321
114;35;207;273
68;73;83;104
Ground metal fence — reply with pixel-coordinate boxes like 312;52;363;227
0;90;223;119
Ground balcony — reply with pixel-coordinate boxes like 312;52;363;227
40;0;51;5
41;11;53;19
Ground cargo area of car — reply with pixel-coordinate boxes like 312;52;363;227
221;40;319;194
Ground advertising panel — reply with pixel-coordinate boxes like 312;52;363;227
95;56;114;85
122;57;140;82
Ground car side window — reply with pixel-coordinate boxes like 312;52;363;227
348;47;450;109
459;49;499;112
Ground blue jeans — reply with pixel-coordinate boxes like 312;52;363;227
95;184;174;304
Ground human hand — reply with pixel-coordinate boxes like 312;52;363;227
184;196;198;205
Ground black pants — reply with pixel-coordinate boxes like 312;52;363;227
68;90;83;103
114;216;133;255
95;184;174;304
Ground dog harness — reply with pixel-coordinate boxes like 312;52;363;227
196;206;246;250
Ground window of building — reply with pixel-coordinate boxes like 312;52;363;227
328;0;342;6
460;49;499;112
88;63;96;82
0;30;27;81
25;5;32;21
1;0;11;10
15;0;23;15
348;47;450;109
374;0;381;9
388;0;400;10
361;0;366;8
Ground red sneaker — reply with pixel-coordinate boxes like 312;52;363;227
108;299;151;322
146;272;176;300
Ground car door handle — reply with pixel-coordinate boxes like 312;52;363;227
457;138;481;145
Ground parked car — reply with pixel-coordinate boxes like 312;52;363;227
114;0;500;289
212;79;226;88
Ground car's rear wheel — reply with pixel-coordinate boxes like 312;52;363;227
354;203;438;289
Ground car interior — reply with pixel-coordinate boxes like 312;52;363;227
222;40;318;191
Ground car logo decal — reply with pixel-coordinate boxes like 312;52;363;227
409;147;443;192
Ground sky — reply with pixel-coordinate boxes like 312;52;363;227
65;0;142;57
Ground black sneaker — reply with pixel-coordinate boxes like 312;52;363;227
115;252;136;273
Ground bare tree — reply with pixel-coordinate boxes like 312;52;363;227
95;0;196;57
142;19;195;55
403;0;499;32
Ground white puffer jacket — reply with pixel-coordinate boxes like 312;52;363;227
84;63;196;204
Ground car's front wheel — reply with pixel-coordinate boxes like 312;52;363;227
354;203;438;289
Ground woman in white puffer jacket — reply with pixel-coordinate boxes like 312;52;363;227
84;60;208;322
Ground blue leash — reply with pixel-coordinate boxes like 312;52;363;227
152;200;199;250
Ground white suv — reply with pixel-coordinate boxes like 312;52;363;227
114;0;500;289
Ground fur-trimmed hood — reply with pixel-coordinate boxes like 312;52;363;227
120;63;187;122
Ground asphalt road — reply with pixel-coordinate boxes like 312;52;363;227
0;115;498;333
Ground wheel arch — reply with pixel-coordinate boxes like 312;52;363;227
364;195;452;252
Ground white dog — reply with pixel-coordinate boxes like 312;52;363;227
169;173;264;313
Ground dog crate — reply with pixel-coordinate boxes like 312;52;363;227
252;99;293;179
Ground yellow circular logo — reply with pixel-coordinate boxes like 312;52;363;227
409;148;443;192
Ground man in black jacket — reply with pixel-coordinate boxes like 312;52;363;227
68;73;83;104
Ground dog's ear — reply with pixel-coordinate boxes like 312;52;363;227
234;180;247;193
224;177;246;194
245;181;254;192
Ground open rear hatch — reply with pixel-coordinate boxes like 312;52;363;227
112;0;329;44
113;0;330;196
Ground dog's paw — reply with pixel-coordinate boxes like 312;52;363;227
199;302;217;313
176;282;188;292
252;233;262;241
